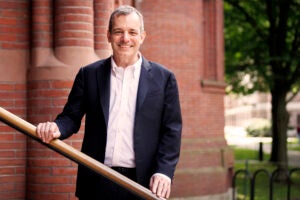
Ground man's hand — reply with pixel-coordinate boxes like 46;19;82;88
149;174;171;199
36;122;61;143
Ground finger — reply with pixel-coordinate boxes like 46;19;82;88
151;177;158;194
149;176;154;189
160;183;168;198
156;180;164;197
163;183;171;199
166;186;171;199
50;123;61;141
53;129;60;138
48;122;58;143
44;122;52;143
153;178;165;198
39;123;47;142
36;123;42;138
36;122;55;143
49;123;57;134
157;181;169;198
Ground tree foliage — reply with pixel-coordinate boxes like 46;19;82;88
225;0;300;95
224;0;300;169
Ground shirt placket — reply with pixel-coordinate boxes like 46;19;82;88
109;68;123;166
112;68;130;166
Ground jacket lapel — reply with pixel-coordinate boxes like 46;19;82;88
136;58;152;113
97;57;152;124
97;58;111;127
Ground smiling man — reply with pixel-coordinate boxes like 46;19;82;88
36;5;182;200
108;8;146;67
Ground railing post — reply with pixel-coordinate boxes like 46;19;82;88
251;169;271;200
232;169;250;200
288;168;300;200
258;142;264;161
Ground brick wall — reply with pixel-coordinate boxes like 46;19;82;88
0;0;29;199
0;84;27;199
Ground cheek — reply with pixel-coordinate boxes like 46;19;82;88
132;38;142;46
109;35;119;43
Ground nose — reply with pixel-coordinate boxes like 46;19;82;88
121;31;130;42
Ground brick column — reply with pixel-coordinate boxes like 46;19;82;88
94;0;113;57
27;0;112;199
0;0;29;199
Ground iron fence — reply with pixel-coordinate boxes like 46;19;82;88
232;166;300;200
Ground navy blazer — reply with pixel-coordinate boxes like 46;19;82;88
55;57;182;197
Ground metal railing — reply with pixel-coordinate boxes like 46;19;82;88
0;107;164;200
232;165;300;200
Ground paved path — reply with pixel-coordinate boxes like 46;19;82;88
225;130;300;167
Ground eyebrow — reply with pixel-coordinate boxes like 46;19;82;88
112;28;139;32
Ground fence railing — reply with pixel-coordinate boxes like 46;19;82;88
232;165;300;200
0;107;164;200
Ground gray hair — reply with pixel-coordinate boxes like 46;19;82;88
108;5;144;33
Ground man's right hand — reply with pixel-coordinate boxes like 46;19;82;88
36;122;61;143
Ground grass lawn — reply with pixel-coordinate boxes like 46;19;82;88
232;146;300;200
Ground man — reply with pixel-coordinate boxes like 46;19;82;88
36;5;182;200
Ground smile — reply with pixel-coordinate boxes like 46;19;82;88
119;44;132;48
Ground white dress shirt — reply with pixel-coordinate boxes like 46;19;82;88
104;54;171;183
104;55;142;168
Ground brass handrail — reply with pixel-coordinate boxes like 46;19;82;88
0;107;164;200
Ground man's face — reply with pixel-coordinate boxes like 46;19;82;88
107;12;146;66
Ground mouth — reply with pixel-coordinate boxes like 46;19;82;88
118;43;133;49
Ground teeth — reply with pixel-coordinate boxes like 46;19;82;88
119;43;130;46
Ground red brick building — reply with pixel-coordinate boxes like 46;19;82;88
0;0;233;199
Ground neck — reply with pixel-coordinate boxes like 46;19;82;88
113;53;140;68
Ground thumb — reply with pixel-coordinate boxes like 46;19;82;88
53;130;61;139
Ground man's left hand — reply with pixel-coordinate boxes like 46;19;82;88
149;174;171;199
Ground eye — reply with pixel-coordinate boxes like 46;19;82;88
129;31;138;36
112;30;123;35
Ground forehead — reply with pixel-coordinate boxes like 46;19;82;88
112;12;141;30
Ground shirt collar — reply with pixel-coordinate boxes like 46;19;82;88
111;53;142;79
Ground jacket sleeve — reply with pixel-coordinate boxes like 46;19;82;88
55;68;86;139
156;72;182;179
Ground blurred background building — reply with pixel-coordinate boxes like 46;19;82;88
225;92;300;137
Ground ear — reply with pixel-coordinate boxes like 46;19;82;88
140;31;146;44
107;30;111;43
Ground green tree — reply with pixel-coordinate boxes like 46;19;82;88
224;0;300;171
